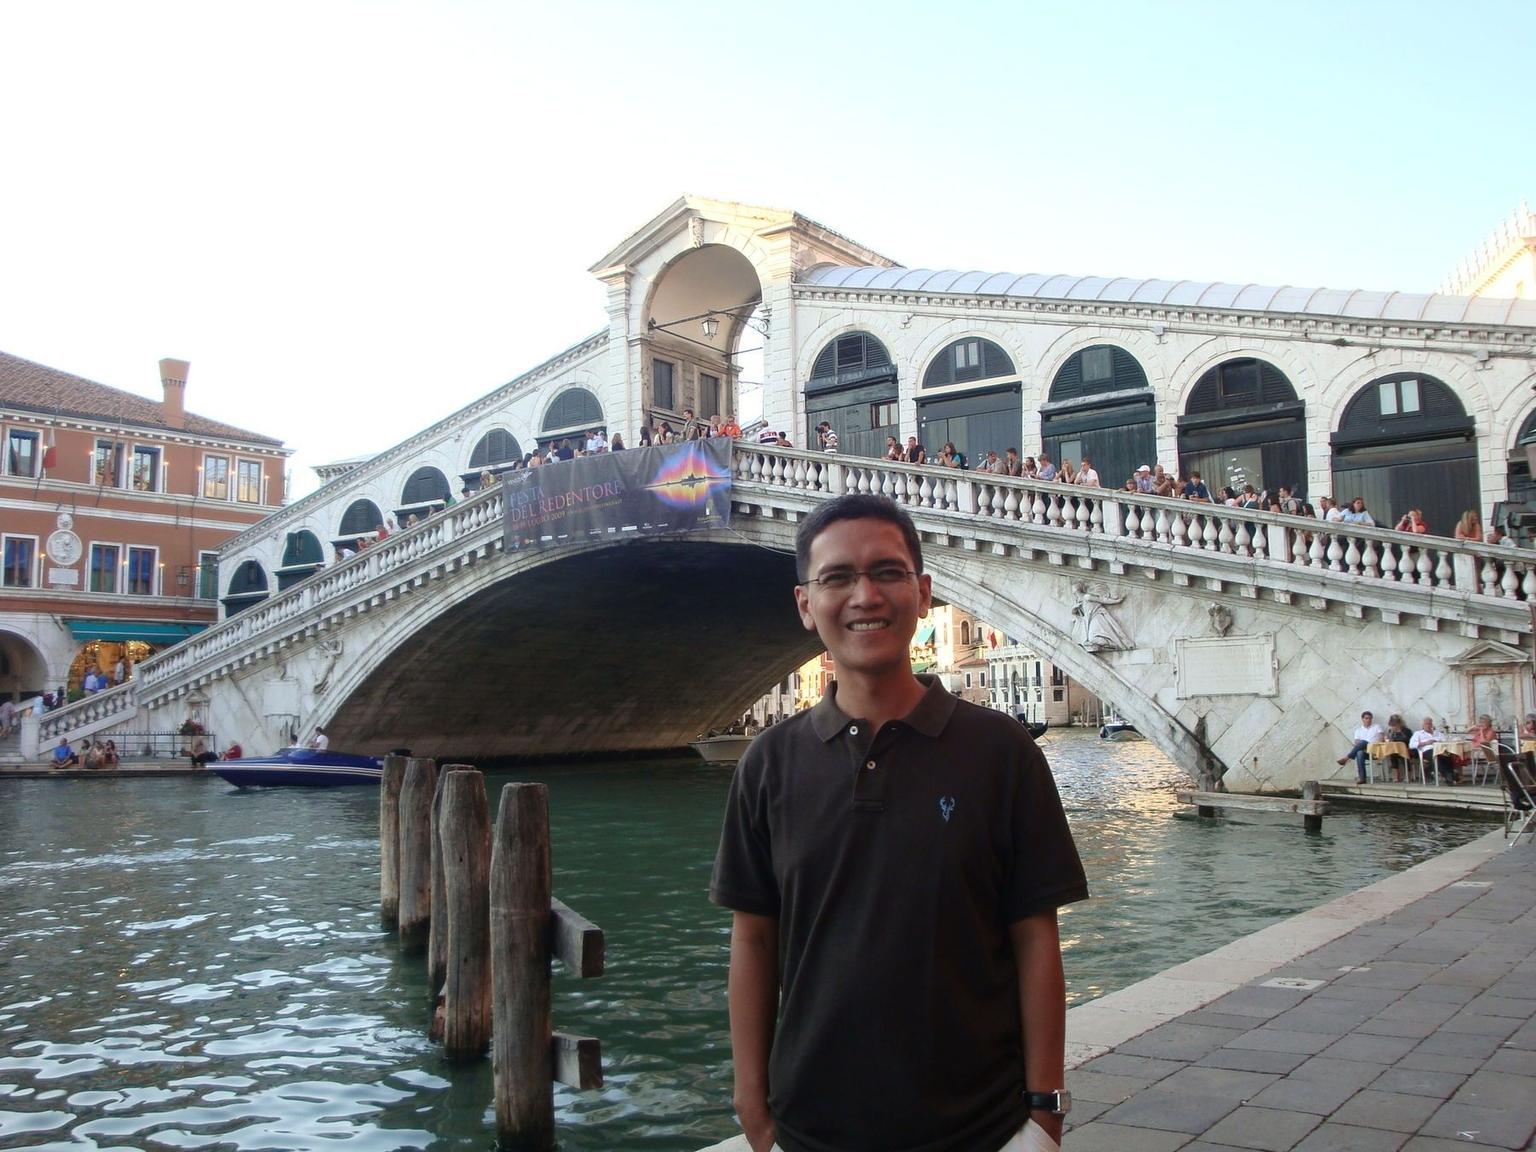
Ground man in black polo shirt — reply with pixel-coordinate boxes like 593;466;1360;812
711;494;1088;1152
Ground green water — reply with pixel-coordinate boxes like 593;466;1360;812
0;733;1489;1150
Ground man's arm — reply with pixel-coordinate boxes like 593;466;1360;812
1011;910;1067;1147
729;910;779;1152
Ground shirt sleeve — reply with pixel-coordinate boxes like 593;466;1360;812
708;746;780;917
1004;739;1090;922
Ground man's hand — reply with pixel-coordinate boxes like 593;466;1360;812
735;1096;777;1152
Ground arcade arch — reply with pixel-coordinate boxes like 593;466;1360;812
223;560;269;617
1178;357;1306;498
0;629;48;699
916;337;1022;465
1331;373;1478;533
1041;344;1154;490
804;331;898;458
398;467;451;521
643;244;762;427
277;530;325;591
539;388;604;450
1504;405;1536;542
337;499;384;552
466;428;523;491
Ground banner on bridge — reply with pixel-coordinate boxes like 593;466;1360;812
501;440;733;550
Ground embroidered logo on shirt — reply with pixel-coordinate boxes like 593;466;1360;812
938;796;955;823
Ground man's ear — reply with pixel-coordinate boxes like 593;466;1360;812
916;572;933;618
794;584;818;632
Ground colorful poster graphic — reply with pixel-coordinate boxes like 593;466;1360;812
501;440;733;550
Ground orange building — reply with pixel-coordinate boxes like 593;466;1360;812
1;352;289;705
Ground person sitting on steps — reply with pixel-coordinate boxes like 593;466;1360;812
1336;710;1383;783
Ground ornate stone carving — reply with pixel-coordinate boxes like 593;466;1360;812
312;638;345;697
689;216;705;248
1208;603;1233;636
1071;581;1131;652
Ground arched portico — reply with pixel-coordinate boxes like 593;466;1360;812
0;629;50;699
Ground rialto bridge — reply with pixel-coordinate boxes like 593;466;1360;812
21;196;1536;786
28;444;1536;791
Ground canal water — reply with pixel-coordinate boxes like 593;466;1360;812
0;732;1489;1151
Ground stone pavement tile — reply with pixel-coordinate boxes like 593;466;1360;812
1099;1088;1243;1135
1156;1066;1278;1100
1335;962;1441;990
1368;1066;1466;1097
1119;1023;1246;1062
1227;1028;1335;1056
1288;1055;1389;1091
1268;1002;1377;1036
1203;987;1313;1019
1370;999;1462;1026
1398;983;1477;1006
1291;1122;1408;1151
1247;1077;1362;1117
1482;1045;1536;1075
1078;1052;1187;1082
1353;1016;1443;1040
1198;1105;1322;1151
1450;1068;1536;1111
1503;1017;1536;1049
1307;983;1403;1007
1437;1011;1521;1038
1176;1144;1253;1151
1195;1047;1308;1075
1420;1100;1536;1149
1316;1033;1419;1064
1330;1089;1442;1133
1053;1121;1193;1151
1067;1098;1110;1126
1411;1031;1505;1060
1184;1009;1282;1031
1067;1069;1152;1105
1428;958;1517;987
1400;1139;1510;1152
1393;1049;1484;1075
1464;992;1536;1018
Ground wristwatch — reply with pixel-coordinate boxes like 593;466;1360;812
1024;1089;1072;1115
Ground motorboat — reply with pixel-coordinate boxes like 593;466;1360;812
689;734;754;763
210;746;383;787
1098;717;1143;742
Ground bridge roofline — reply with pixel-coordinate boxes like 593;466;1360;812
214;328;609;557
798;266;1536;334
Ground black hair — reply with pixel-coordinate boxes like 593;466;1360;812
794;494;923;582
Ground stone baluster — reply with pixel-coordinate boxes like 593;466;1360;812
1172;513;1189;549
1155;508;1171;543
920;475;935;508
1380;543;1398;582
1343;536;1362;575
1251;523;1267;559
1501;561;1521;599
991;484;1006;518
1030;491;1046;525
791;457;806;489
1201;515;1219;551
1327;535;1345;571
1442;551;1463;588
1074;498;1091;532
1361;540;1381;578
1481;558;1499;597
1523;566;1536;601
1219;519;1235;554
1309;533;1326;569
1232;521;1250;556
1124;505;1141;539
1089;500;1104;534
1003;485;1019;521
1047;494;1065;528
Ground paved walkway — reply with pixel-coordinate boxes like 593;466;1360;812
1062;832;1536;1151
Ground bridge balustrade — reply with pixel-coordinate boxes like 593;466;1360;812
733;445;1536;602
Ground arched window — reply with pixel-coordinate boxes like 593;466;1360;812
960;620;971;645
922;338;1015;389
1332;373;1476;533
222;560;269;616
1178;357;1306;499
541;388;604;433
400;466;451;509
277;530;325;591
1506;408;1536;521
1042;345;1154;490
338;499;383;537
916;338;1021;467
805;332;898;459
469;429;523;470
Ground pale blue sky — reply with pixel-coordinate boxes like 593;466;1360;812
2;0;1531;494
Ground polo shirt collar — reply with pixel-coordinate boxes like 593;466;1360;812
809;674;959;742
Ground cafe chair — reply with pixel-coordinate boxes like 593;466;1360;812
1497;755;1536;846
1469;740;1515;788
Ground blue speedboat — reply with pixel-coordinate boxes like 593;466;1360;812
211;747;383;788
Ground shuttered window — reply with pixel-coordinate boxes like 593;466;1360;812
922;338;1015;388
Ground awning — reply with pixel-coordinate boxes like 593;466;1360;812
911;660;935;673
915;625;935;644
67;620;208;644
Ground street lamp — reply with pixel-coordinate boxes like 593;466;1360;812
701;314;720;340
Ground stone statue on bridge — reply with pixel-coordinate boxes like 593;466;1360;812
1071;581;1132;653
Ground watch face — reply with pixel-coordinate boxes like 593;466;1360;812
47;530;82;566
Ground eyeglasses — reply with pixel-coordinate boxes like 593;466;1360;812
801;564;918;592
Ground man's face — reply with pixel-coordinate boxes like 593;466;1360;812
794;518;932;679
1362;712;1373;725
1422;718;1434;731
907;437;917;448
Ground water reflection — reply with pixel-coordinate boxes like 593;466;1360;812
0;735;1488;1150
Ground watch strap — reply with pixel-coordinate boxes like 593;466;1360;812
1024;1089;1071;1115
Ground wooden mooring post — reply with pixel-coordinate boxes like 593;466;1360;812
427;769;449;994
379;754;408;927
397;757;438;950
439;766;492;1059
490;782;604;1152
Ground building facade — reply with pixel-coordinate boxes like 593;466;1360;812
0;353;289;706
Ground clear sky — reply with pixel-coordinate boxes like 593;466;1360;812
3;0;1532;497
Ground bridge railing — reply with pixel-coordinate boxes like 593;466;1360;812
136;483;508;692
116;442;1534;711
733;445;1536;603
